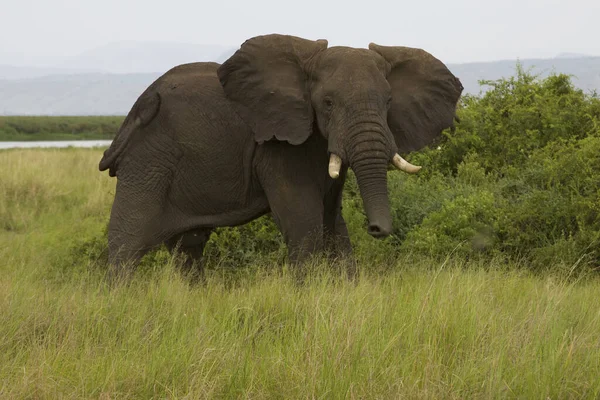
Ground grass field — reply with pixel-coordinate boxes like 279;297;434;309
1;148;600;399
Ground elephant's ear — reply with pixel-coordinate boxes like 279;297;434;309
369;43;463;154
218;34;328;145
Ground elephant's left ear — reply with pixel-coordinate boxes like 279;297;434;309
369;43;463;154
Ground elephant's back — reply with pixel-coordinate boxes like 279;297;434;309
163;62;221;76
154;62;247;135
155;62;227;106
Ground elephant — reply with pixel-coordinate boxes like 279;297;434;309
98;34;463;280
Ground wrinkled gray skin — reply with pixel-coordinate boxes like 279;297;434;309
99;34;463;280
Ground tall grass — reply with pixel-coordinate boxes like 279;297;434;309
1;148;600;399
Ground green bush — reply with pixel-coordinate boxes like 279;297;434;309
497;135;600;268
412;64;600;176
203;216;286;268
402;188;501;259
395;67;600;270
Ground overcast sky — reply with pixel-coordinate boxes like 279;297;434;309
1;0;598;65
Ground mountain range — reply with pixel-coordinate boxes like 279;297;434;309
1;42;598;115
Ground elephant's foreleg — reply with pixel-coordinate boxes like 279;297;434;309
258;179;325;281
274;215;324;282
286;225;325;265
324;212;356;280
324;211;352;255
323;169;356;279
256;139;334;282
266;196;324;272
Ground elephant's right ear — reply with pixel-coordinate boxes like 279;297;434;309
218;34;328;145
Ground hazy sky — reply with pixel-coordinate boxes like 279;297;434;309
1;0;598;65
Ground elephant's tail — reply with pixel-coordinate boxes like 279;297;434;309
99;91;161;177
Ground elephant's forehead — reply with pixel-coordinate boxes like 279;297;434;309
317;47;388;78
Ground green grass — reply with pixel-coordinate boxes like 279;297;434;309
0;116;124;141
1;148;600;399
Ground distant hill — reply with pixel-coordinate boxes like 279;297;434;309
0;73;161;115
0;65;105;80
449;56;600;95
0;41;236;80
1;52;598;115
57;41;236;74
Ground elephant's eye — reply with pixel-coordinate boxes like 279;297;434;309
386;96;392;108
324;97;334;110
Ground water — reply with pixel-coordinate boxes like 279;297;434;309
0;140;113;149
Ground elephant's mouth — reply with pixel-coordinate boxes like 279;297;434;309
328;152;421;178
328;151;421;239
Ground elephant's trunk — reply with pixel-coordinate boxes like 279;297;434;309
346;137;393;238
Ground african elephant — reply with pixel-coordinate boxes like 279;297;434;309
99;34;463;279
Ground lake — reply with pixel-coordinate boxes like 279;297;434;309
0;140;113;149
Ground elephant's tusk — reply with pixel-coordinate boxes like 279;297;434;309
329;153;342;179
392;154;422;174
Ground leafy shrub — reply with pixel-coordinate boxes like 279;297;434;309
497;135;600;268
203;216;286;268
402;190;500;257
413;64;600;176
369;68;599;270
395;68;600;270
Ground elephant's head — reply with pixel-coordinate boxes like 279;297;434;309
218;34;463;238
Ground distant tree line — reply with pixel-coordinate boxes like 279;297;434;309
0;116;123;141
